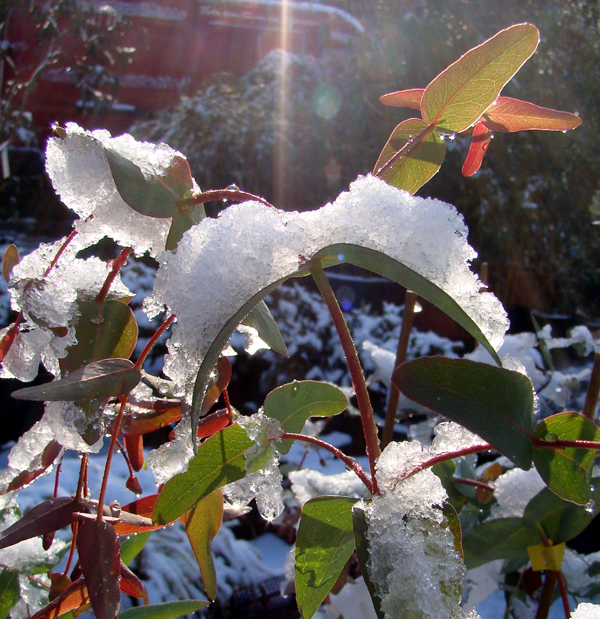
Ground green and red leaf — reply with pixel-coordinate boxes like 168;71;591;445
379;88;424;110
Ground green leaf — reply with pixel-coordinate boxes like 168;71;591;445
392;357;534;469
378;88;424;110
152;424;253;525
11;359;141;402
120;532;152;566
421;24;540;133
296;496;358;619
533;412;600;505
119;600;210;619
0;569;19;619
104;147;194;218
462;517;540;569
522;481;598;543
165;204;206;251
190;243;502;440
352;503;384;619
374;119;445;194
242;300;289;358
185;489;223;601
482;97;582;132
263;381;348;454
61;300;138;374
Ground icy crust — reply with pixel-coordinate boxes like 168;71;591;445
2;237;132;381
149;175;508;396
288;469;370;507
45;123;178;257
146;418;195;487
363;441;468;619
488;467;545;520
572;603;600;619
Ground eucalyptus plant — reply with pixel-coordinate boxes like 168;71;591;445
0;23;596;619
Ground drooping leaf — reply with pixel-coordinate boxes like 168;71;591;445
352;503;384;619
421;24;540;133
4;439;62;494
120;531;152;565
29;577;88;619
120;562;145;599
2;244;19;283
118;600;209;619
184;489;223;601
0;497;76;550
104;147;194;218
12;358;141;402
296;496;358;619
0;569;19;619
124;435;144;472
481;96;582;132
378;88;424;110
263;381;348;454
242;300;289;358
522;481;598;543
153;424;253;525
190;243;502;440
462;122;493;177
462;517;540;569
61;300;138;374
374;118;445;194
393;357;534;469
76;519;121;619
533;412;600;505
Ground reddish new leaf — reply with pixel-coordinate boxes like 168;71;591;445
201;357;232;416
30;577;88;619
124;435;144;472
113;494;167;535
0;497;76;549
462;122;494;177
120;401;182;436
4;439;62;494
76;519;121;619
120;561;145;599
0;318;21;364
482;96;582;133
197;408;232;440
379;88;424;110
2;244;20;283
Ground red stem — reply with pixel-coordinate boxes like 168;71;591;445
185;188;275;209
44;229;78;277
94;247;132;305
96;395;129;522
451;476;495;493
556;571;571;619
533;437;600;450
281;432;374;494
134;313;175;371
310;264;380;492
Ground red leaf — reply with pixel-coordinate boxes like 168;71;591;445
119;561;145;599
5;440;63;494
76;519;121;619
197;408;232;440
30;577;88;619
113;494;168;535
201;357;233;416
379;88;424;110
0;497;76;549
0;318;21;364
482;96;582;132
125;475;143;495
120;402;182;437
124;435;144;472
462;122;493;177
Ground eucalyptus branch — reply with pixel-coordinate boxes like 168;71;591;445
134;313;175;371
94;247;132;305
183;188;275;209
281;432;374;494
310;263;380;490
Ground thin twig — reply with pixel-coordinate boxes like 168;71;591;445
134;313;175;371
381;291;417;449
310;264;380;491
184;188;276;209
281;432;373;494
582;352;600;421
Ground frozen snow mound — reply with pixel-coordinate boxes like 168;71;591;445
149;175;508;397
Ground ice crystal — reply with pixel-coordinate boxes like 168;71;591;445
149;175;507;397
489;467;546;520
146;418;194;487
288;469;370;507
572;603;600;619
